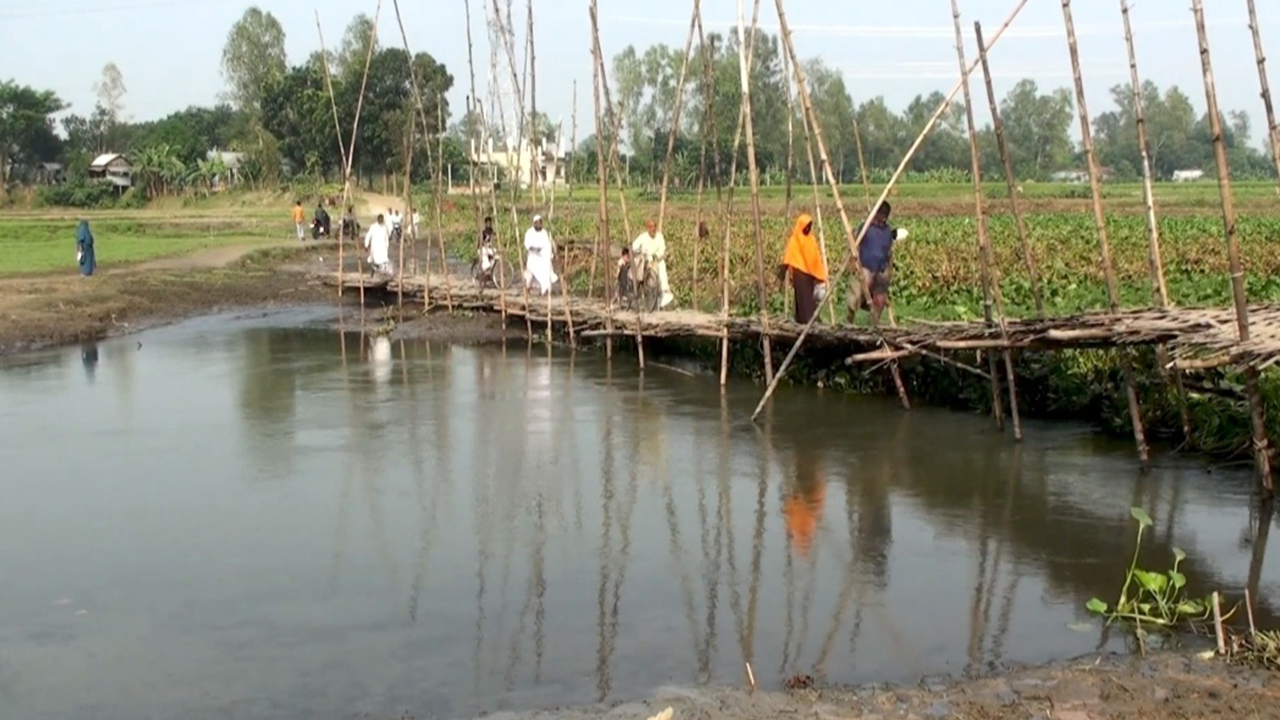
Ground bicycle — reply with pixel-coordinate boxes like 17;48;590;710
470;246;515;289
620;253;662;313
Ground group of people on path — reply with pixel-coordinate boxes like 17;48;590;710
484;202;905;325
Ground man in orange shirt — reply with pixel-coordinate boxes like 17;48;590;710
777;212;828;323
291;200;305;242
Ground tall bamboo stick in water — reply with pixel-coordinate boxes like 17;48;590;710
463;0;506;319
315;13;349;297
569;79;577;200
1192;0;1274;497
751;0;1030;422
526;0;556;346
1061;0;1149;467
1248;0;1280;190
657;0;701;235
398;121;412;311
1117;1;1192;443
492;0;535;338
735;0;775;384
796;82;835;325
436;96;454;310
973;22;1042;317
339;0;382;308
954;0;1019;440
780;46;795;322
717;0;762;386
589;6;643;367
588;0;613;358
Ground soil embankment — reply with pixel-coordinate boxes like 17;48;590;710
494;651;1277;720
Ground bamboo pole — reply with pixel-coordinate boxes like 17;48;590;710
736;0;775;384
1117;2;1192;444
315;13;350;298
398;120;412;311
589;3;643;367
1192;0;1274;497
656;0;700;233
492;0;535;338
780;45;795;322
1248;0;1280;190
851;115;872;211
336;0;381;309
464;0;506;319
795;77;836;326
588;0;613;358
973;21;1043;317
526;0;556;346
751;0;1029;422
436;96;454;310
569;79;578;199
1061;0;1149;467
954;0;1020;440
717;0;762;386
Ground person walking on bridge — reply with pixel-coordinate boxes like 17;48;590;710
632;218;673;308
523;214;557;295
848;202;908;328
364;214;392;275
777;212;827;323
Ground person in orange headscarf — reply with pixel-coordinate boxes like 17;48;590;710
776;213;828;323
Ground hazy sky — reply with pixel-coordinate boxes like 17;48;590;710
4;0;1280;147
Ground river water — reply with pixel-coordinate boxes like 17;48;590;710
0;308;1275;720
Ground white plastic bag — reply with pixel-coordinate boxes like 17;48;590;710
814;282;828;303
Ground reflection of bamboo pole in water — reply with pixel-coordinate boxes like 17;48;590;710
601;380;642;697
981;444;1021;662
403;339;442;624
1248;503;1273;603
661;456;705;668
594;373;617;701
965;497;992;676
741;407;770;672
814;465;861;678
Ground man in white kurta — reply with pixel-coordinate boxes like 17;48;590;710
632;218;673;308
364;214;392;274
523;214;558;294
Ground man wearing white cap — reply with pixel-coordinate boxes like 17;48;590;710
523;214;558;295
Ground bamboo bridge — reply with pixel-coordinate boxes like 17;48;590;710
323;271;1280;373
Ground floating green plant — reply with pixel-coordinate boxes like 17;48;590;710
1087;507;1214;632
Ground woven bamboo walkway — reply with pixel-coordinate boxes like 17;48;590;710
324;271;1280;371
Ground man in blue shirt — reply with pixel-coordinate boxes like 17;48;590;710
848;201;908;327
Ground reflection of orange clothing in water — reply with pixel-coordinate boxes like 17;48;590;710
784;454;826;557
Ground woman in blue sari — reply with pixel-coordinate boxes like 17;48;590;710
76;220;96;276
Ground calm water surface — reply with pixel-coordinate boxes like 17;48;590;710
0;308;1276;720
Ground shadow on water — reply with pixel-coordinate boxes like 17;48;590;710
0;308;1277;720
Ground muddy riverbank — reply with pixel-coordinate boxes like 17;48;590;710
495;650;1278;720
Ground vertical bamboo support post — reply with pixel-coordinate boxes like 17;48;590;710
851;115;872;211
493;0;535;338
1061;0;1149;467
569;79;578;199
796;83;835;326
588;0;613;358
1248;0;1280;189
526;0;555;346
590;6;642;367
464;0;506;319
338;0;381;309
954;0;1020;440
656;0;702;317
315;13;349;297
717;0;762;386
735;0;775;384
780;46;796;322
1192;0;1274;497
435;96;453;310
1118;1;1192;443
398;125;411;311
973;22;1042;317
753;0;1030;421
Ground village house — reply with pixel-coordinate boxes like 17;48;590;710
1171;168;1206;182
88;153;133;189
205;148;245;188
469;137;566;190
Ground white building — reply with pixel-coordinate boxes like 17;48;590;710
469;136;566;190
1172;168;1206;182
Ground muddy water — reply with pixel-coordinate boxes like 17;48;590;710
0;308;1275;720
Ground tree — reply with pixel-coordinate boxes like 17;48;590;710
221;7;288;117
998;80;1074;179
262;63;340;177
0;80;65;186
802;59;854;181
336;14;378;82
93;63;127;123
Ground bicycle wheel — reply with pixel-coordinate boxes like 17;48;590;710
470;259;483;286
640;269;661;313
